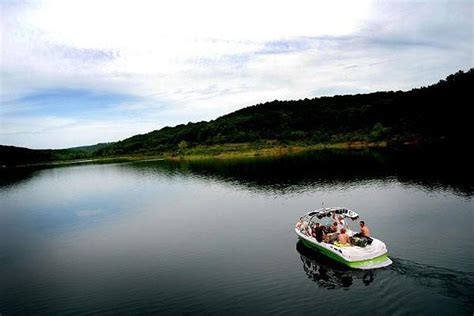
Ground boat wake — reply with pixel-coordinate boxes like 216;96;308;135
389;257;474;305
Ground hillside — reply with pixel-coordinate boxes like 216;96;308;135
1;69;472;166
67;143;114;153
97;69;473;156
0;143;112;166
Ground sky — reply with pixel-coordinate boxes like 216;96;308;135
0;0;472;149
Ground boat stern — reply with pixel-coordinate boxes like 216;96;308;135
346;253;393;269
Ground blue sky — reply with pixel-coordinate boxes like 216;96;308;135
0;0;472;149
3;89;141;118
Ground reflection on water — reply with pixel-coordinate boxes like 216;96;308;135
296;240;376;289
122;146;473;197
1;146;472;197
0;146;472;315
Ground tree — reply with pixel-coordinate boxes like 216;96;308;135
178;140;188;155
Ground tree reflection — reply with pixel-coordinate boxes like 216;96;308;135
129;147;473;197
4;147;472;197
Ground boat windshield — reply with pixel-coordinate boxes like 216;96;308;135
300;207;359;226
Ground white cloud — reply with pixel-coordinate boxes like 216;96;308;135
0;0;372;97
23;0;370;44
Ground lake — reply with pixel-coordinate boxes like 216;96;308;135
1;147;473;315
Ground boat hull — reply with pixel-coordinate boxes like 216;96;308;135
296;229;392;270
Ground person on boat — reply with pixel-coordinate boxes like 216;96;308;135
354;221;370;237
296;220;309;236
323;222;339;243
333;213;346;231
337;228;350;245
295;220;303;230
312;223;325;242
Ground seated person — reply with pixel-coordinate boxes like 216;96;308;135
324;224;339;243
337;228;350;245
296;219;306;229
296;220;309;235
295;220;304;231
323;222;338;243
311;222;325;242
310;223;317;237
354;221;371;238
326;233;339;244
295;220;302;229
304;223;313;237
322;224;331;234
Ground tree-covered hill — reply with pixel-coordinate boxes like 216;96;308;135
67;143;114;153
0;143;112;166
97;69;473;156
1;69;472;166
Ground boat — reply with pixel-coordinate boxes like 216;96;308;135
294;207;392;269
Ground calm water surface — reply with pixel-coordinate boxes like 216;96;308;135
1;148;473;315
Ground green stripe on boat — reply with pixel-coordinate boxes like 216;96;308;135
301;239;389;268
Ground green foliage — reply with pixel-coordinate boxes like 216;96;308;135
0;146;92;166
369;123;390;141
178;140;188;155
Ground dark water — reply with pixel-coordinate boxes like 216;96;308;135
1;148;473;315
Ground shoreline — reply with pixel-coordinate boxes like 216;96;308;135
2;141;389;168
165;141;388;161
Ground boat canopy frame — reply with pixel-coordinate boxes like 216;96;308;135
301;207;360;225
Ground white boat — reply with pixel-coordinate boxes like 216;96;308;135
295;207;392;269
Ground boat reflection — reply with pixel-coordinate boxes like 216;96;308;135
296;240;375;289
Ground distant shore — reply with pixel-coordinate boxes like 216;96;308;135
2;141;392;168
165;140;388;161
